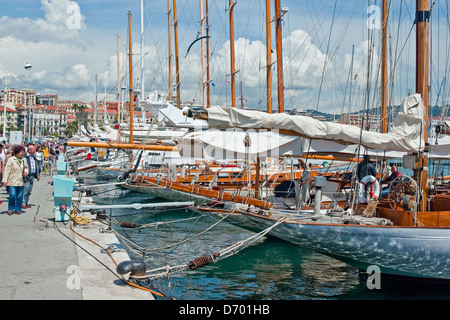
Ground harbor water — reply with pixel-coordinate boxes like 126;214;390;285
83;173;450;300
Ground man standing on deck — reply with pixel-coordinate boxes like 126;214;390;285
357;154;377;181
22;144;40;209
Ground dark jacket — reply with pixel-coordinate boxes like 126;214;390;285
24;153;40;180
357;160;377;181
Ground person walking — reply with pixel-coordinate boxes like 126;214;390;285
2;148;12;194
22;144;40;209
2;145;29;215
35;145;43;172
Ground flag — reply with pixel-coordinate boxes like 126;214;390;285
114;121;121;130
211;82;216;87
226;81;230;84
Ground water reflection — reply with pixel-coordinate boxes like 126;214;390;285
82;179;450;300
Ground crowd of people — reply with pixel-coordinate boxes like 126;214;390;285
0;140;65;215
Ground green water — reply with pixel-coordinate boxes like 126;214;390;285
87;177;450;300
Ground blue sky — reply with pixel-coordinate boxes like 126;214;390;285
0;0;448;114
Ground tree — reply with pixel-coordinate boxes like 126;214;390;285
65;120;79;137
72;103;88;130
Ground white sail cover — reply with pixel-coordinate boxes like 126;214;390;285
178;129;303;161
429;135;450;159
205;94;426;153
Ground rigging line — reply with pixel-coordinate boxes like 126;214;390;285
282;0;336;90
112;211;233;254
287;1;366;110
216;217;286;260
156;10;229;111
139;215;205;229
143;0;171;91
388;0;403;119
315;0;336;111
136;216;286;280
67;215;171;299
53;220;123;281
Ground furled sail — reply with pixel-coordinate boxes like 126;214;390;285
204;94;426;153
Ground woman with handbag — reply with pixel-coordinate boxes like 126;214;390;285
2;145;29;215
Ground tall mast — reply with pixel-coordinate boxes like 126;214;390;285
173;0;181;109
266;0;273;113
128;11;134;143
416;0;429;131
168;0;172;99
140;0;145;100
117;34;121;123
416;0;430;212
94;74;98;125
206;0;211;108
381;0;388;133
274;0;284;113
229;0;237;108
200;0;207;109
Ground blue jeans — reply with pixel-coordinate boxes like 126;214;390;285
23;178;35;206
9;186;24;213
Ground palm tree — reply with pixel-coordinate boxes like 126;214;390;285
72;103;88;131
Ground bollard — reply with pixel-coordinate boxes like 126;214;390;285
314;176;327;215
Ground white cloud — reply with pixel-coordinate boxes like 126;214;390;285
0;0;86;43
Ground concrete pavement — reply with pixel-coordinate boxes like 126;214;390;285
0;174;153;300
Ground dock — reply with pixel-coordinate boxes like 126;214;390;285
0;174;154;300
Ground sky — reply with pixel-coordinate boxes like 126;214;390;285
0;0;449;115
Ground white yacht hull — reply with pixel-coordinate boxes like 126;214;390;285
244;213;450;280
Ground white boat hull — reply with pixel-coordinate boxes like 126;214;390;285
245;214;450;280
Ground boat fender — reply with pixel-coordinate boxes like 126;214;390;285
188;253;220;270
120;221;139;228
359;175;380;204
116;260;147;277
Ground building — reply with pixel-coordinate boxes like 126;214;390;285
338;113;381;131
0;103;19;133
38;94;58;106
1;88;36;106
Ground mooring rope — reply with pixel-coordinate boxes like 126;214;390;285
130;217;286;280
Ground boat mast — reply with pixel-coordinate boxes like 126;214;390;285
117;34;121;124
140;0;145;100
128;11;134;143
274;0;284;113
229;0;237;108
94;74;98;126
200;0;207;109
206;0;211;108
416;0;430;211
168;0;173;100
266;0;273;113
173;0;181;109
381;0;388;133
